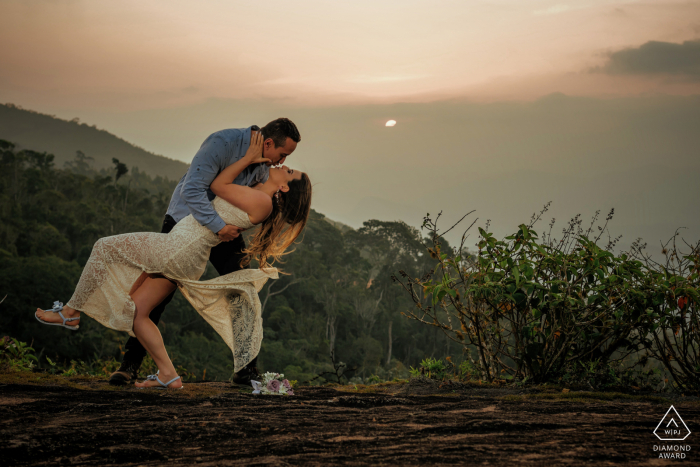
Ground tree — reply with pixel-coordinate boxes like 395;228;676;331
112;158;128;183
64;150;94;176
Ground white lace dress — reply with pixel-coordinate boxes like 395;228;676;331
66;197;277;372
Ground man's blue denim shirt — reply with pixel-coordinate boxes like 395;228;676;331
166;126;269;233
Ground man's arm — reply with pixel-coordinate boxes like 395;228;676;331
180;135;229;234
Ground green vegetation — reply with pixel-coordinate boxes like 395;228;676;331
3;133;696;393
0;336;38;372
0;139;460;383
394;207;699;392
410;357;453;380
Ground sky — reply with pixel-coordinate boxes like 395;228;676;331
2;0;700;108
1;0;699;251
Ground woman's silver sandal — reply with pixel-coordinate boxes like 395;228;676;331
35;301;80;331
138;371;183;390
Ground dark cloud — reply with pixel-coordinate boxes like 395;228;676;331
596;40;700;80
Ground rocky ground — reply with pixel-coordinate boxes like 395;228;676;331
0;372;698;466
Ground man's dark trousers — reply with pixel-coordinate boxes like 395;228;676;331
121;214;249;370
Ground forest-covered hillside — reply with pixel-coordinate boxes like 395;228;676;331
0;103;189;180
0;139;459;383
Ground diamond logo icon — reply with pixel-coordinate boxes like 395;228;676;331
654;406;691;441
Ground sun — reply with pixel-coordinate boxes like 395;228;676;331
385;120;397;127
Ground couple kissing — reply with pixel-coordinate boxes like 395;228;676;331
35;118;312;389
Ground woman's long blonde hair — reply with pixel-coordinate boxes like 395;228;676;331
242;172;312;268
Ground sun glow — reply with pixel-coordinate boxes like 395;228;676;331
385;120;396;127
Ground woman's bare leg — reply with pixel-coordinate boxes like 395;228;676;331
35;272;181;388
130;275;182;389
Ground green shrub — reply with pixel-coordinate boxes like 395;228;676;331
409;357;453;380
631;236;699;391
459;360;480;380
394;209;699;389
0;336;38;371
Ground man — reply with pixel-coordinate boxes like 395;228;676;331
108;117;300;386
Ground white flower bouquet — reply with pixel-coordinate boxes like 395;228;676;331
251;372;294;395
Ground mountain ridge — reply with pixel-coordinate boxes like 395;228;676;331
0;103;189;180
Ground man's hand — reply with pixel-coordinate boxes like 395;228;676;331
217;225;241;242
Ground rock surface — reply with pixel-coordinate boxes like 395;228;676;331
0;377;697;465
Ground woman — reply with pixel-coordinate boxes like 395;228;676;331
34;132;312;388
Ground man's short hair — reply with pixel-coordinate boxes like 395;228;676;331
261;118;301;148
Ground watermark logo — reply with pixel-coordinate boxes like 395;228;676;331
654;406;691;441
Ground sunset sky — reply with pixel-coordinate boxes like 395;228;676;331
1;0;699;250
2;0;699;108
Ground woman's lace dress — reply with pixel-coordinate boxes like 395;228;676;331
66;197;277;372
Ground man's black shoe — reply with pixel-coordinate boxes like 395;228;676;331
232;365;261;386
108;361;140;386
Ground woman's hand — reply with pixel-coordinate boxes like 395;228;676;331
211;131;270;195
243;131;271;165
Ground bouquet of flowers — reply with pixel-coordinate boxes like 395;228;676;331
251;372;294;396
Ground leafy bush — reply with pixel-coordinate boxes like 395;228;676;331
458;360;480;380
394;208;699;389
409;357;454;380
0;336;38;371
630;234;699;390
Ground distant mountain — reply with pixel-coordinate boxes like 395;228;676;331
0;103;189;180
